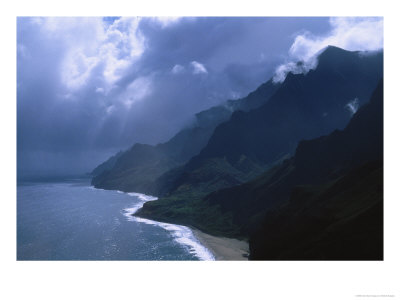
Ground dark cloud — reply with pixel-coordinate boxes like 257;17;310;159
17;17;333;177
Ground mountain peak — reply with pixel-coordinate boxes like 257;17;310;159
317;45;355;63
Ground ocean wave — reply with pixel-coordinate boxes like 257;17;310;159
88;186;106;191
127;192;158;201
122;192;215;261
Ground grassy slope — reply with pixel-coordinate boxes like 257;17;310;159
137;78;383;255
136;155;268;238
140;47;383;217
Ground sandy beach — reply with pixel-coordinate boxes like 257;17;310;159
192;228;249;260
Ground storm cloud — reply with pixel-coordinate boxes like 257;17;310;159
17;17;343;177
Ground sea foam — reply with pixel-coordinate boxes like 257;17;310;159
127;192;158;201
121;192;215;261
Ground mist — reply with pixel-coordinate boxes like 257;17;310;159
18;17;341;177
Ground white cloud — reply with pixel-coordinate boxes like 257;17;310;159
290;17;383;61
272;61;316;84
33;17;146;91
345;98;360;115
191;61;208;74
120;76;153;109
95;87;105;94
273;17;383;83
151;17;182;28
171;64;185;74
61;49;99;89
100;17;146;85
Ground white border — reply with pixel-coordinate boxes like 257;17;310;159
2;1;399;299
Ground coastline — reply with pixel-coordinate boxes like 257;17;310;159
95;186;249;260
191;228;249;261
132;196;250;260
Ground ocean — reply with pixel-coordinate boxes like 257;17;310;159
17;178;215;260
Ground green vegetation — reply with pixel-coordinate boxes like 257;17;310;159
92;46;384;260
138;79;383;260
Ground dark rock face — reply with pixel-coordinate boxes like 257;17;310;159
158;47;383;202
137;49;383;261
248;80;383;260
94;46;384;260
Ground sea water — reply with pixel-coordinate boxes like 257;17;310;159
17;178;215;260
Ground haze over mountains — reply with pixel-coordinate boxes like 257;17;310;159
91;77;281;193
93;46;382;198
91;45;383;259
21;17;350;178
160;46;382;197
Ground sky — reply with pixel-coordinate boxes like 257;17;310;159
16;17;383;177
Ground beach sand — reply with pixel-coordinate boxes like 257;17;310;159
192;229;249;260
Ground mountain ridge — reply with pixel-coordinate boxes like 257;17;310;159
91;78;281;194
137;79;383;260
152;46;383;201
91;46;384;260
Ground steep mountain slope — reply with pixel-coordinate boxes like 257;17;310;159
90;151;123;176
137;78;383;259
91;79;280;194
91;125;218;194
201;47;382;163
150;46;383;201
249;80;383;260
250;160;383;260
210;78;383;230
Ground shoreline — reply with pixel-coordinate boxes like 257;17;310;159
94;185;249;261
132;196;250;260
191;228;249;261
